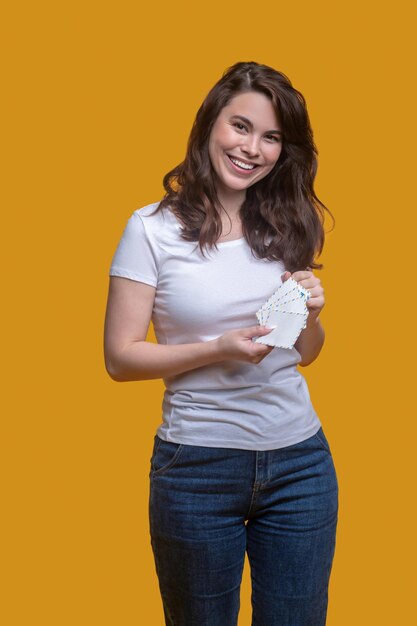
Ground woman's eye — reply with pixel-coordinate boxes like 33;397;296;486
233;122;247;132
265;134;280;142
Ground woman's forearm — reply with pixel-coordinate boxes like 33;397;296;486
105;323;276;382
106;339;223;382
294;314;325;366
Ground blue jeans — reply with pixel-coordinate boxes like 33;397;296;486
149;427;338;626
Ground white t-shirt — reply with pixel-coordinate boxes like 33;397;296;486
109;202;321;450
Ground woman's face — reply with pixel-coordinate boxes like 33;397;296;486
208;91;283;200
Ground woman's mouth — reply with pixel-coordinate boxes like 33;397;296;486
227;154;259;173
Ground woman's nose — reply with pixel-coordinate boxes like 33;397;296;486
241;134;260;157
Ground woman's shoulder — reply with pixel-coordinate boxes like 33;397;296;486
133;201;177;229
132;201;183;248
134;201;169;220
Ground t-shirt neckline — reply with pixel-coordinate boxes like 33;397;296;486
167;208;246;248
215;237;245;247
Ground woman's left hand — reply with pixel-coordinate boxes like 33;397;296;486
281;270;325;319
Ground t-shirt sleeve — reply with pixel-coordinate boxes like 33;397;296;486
109;212;159;287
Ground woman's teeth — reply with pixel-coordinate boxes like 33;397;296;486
228;156;256;170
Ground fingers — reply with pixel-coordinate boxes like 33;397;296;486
255;325;275;335
290;270;314;282
245;325;273;338
287;271;322;292
218;326;275;364
280;270;326;318
252;345;274;363
244;326;274;361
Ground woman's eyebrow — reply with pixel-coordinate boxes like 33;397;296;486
230;114;282;136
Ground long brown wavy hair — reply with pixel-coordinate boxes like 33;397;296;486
150;61;334;272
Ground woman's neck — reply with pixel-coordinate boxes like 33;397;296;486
217;201;244;241
215;182;246;219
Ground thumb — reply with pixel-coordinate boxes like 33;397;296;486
281;271;291;282
249;325;275;337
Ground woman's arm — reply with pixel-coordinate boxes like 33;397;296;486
281;270;326;367
294;313;325;366
104;277;274;382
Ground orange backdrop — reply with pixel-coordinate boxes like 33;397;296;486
2;1;415;624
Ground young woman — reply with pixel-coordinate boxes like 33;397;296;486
104;61;338;626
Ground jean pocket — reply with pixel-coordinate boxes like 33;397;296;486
313;427;332;454
150;436;185;477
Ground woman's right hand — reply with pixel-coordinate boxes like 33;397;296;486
215;325;275;364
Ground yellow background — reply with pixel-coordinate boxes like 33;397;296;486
1;1;415;624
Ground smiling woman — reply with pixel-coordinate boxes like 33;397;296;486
208;92;283;200
104;60;338;626
154;61;333;270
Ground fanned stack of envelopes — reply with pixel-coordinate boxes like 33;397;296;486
253;277;311;349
